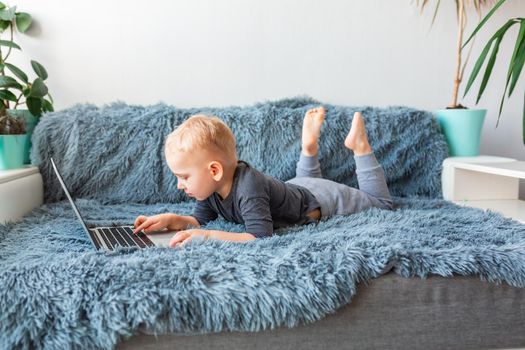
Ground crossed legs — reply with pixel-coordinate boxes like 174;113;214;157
292;106;393;215
296;106;374;178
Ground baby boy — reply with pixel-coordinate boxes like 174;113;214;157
133;107;393;247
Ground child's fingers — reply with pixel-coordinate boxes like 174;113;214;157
179;236;192;247
143;222;163;233
169;231;189;248
133;218;152;234
134;215;147;228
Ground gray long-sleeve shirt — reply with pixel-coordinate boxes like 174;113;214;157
192;160;321;238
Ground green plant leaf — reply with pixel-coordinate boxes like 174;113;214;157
26;96;42;117
0;3;6;10
505;19;525;71
509;46;525;100
31;60;48;80
507;21;525;97
462;0;507;49
42;98;53;112
464;37;497;97
0;6;16;21
463;19;518;97
4;62;28;83
22;86;30;97
29;78;48;97
476;36;503;104
496;44;523;127
0;89;17;102
495;21;525;126
15;12;31;33
0;75;22;89
0;20;9;32
0;39;21;50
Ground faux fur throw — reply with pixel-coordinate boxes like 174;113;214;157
1;198;524;349
31;96;447;204
1;97;523;349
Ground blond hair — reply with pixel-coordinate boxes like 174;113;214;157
165;114;237;165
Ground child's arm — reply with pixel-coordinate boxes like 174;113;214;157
168;188;273;247
169;229;256;247
206;230;256;242
169;196;273;247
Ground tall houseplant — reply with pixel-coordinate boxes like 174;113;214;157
0;2;53;169
462;0;525;145
416;0;496;156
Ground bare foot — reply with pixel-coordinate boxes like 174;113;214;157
301;106;325;156
344;112;373;156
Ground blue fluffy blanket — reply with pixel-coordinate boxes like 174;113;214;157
33;97;446;203
1;97;524;349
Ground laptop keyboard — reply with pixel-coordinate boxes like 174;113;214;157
90;226;154;250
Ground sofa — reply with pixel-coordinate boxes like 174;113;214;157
1;97;524;350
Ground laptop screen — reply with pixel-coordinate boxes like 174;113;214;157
49;157;97;248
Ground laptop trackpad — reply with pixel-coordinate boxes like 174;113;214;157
146;231;177;247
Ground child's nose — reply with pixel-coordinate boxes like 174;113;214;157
176;181;185;190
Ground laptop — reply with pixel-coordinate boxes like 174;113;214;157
50;157;175;250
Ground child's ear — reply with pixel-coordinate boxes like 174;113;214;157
209;161;224;181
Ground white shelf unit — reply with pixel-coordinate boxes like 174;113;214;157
0;166;44;224
442;156;525;224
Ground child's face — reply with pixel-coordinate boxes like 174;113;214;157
165;149;220;201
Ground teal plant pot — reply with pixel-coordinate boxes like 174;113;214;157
0;134;29;170
435;109;486;156
7;109;39;164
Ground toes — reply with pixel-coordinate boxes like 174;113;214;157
307;107;325;115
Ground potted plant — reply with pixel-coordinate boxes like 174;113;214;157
0;2;53;169
416;0;496;156
461;0;524;145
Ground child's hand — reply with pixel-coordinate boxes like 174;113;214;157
133;214;174;234
169;229;209;248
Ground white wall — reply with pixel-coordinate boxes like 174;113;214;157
9;0;525;194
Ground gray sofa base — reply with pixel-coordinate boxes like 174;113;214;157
116;271;525;350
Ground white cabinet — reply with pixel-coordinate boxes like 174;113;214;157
0;166;43;224
442;156;525;224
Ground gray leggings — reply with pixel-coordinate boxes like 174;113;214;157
285;152;393;218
